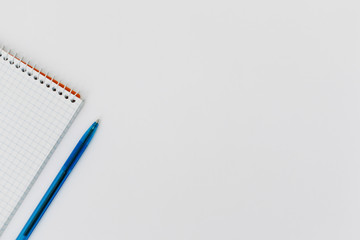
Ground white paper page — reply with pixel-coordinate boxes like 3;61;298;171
0;50;83;235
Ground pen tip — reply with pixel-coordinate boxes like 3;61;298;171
96;119;100;124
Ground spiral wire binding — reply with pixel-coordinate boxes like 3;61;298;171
0;46;80;103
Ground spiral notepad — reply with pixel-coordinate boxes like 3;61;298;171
0;48;83;235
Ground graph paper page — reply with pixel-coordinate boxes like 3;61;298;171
0;52;83;235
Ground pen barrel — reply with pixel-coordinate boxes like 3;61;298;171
17;169;68;239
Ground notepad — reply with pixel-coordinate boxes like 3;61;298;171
0;48;83;235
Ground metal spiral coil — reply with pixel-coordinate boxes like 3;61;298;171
0;46;80;103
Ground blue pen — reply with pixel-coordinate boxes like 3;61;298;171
17;120;100;240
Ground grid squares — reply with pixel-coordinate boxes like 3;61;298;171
0;52;83;235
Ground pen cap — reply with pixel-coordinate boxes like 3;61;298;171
63;121;99;171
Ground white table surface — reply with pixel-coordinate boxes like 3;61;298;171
2;0;360;239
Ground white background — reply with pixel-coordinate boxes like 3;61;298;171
1;0;360;239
